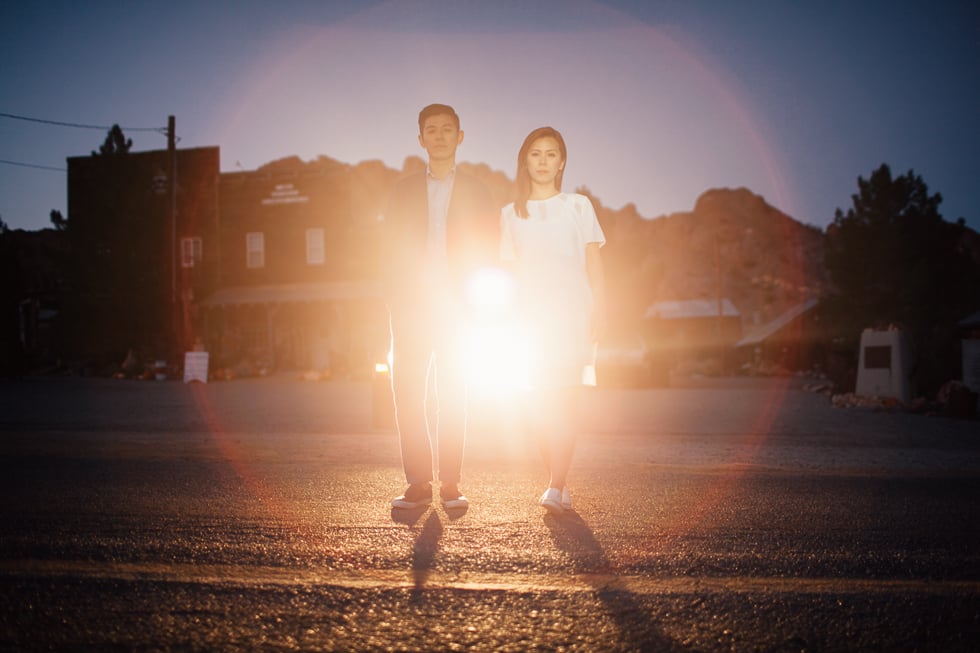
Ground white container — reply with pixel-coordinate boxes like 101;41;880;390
855;329;913;403
963;339;980;394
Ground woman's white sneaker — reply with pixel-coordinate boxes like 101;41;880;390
561;487;572;511
539;488;563;515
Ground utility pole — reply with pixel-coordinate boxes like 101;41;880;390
167;115;176;304
167;115;178;357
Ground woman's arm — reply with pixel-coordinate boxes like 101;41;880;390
585;242;606;341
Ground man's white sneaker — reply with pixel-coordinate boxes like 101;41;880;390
391;483;432;509
539;488;563;515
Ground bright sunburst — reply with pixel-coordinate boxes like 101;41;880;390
461;267;530;397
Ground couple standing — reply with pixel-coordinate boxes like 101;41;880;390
381;103;606;516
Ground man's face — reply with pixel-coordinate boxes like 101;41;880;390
418;113;463;163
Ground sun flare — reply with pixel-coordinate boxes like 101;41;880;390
461;268;530;397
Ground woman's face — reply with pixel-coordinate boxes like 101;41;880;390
525;136;564;188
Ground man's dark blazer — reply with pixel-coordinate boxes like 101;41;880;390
380;169;498;312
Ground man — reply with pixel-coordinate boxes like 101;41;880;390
381;104;498;511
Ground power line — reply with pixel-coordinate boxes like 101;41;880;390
0;159;65;172
0;111;166;134
0;111;172;174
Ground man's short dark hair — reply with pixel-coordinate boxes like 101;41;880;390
418;104;460;133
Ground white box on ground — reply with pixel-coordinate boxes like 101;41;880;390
855;329;912;402
963;339;980;394
183;352;209;383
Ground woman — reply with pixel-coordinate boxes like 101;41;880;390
500;126;606;514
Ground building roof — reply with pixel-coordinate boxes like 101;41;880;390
643;298;740;320
735;298;819;348
200;281;382;307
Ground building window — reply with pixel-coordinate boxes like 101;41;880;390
306;228;325;265
246;232;265;269
181;237;203;268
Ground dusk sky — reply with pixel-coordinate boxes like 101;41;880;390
1;0;977;233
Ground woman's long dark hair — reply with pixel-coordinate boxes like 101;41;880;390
514;126;567;218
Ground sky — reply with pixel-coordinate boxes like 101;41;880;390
1;0;978;233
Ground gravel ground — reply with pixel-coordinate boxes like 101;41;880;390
1;374;979;651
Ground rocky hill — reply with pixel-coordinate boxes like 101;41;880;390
595;187;829;332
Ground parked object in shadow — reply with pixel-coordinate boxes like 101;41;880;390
595;336;662;388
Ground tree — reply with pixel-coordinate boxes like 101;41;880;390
0;214;8;234
50;209;68;231
824;163;980;397
93;124;132;156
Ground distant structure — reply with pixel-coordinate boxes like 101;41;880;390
203;156;384;377
66;146;220;370
735;298;823;373
643;298;742;371
0;228;68;377
64;148;385;377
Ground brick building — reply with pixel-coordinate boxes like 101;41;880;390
65;145;220;370
203;155;385;377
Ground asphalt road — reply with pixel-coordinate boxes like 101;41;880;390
1;374;979;652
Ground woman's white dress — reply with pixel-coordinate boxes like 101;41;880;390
500;192;606;386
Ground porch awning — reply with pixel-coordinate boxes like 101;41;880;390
735;298;819;348
643;298;740;320
200;281;382;307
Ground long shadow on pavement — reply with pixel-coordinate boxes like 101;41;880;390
545;511;681;651
410;510;443;592
390;504;443;592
